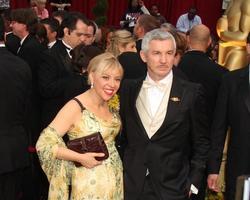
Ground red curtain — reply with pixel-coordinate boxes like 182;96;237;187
10;0;222;35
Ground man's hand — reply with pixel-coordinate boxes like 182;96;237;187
207;174;220;192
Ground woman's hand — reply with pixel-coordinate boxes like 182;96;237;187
77;152;105;168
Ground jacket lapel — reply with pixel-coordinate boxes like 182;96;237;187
130;78;150;139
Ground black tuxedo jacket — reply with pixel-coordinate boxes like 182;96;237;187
17;34;46;143
38;40;75;128
119;75;210;200
208;66;250;200
0;47;32;174
5;32;20;55
178;50;228;124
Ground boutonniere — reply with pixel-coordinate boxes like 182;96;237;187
170;97;181;102
108;94;120;112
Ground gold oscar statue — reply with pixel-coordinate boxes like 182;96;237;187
217;0;250;71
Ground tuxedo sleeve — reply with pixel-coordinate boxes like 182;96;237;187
207;75;229;174
189;84;210;188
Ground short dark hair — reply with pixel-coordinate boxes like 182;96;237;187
40;17;60;33
52;10;69;22
71;44;103;73
137;14;161;34
58;12;89;38
11;8;38;34
0;15;5;41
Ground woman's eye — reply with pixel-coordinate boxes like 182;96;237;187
102;76;109;80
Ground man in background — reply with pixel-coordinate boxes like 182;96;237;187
0;15;32;200
176;7;202;33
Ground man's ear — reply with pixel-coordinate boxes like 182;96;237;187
64;27;70;36
140;50;147;63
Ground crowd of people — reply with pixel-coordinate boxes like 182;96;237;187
0;0;250;200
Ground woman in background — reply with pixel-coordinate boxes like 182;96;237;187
106;29;136;57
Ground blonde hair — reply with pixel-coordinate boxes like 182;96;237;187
106;29;135;57
87;52;123;84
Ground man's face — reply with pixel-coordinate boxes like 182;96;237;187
10;21;26;39
188;8;196;20
151;5;159;16
140;39;176;81
64;19;88;48
85;25;95;45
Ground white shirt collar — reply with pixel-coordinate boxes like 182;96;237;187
146;70;173;85
48;40;57;48
62;40;72;50
20;34;29;46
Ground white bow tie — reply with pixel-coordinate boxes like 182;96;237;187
142;80;167;91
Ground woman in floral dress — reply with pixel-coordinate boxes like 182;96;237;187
36;52;124;200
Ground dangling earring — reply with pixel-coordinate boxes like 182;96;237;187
91;82;94;88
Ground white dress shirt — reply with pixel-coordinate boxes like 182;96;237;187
176;13;202;33
145;71;173;118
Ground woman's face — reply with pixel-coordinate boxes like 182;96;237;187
90;67;122;101
119;42;137;54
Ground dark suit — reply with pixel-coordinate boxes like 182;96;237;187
118;52;147;79
5;32;20;55
17;34;46;143
39;40;74;129
17;34;47;200
0;46;31;199
178;50;228;124
208;66;250;200
119;75;210;200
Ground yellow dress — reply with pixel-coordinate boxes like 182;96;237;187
36;109;123;200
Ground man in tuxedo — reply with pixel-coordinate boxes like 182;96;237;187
38;12;89;129
10;8;48;200
119;28;210;200
178;24;228;125
207;33;250;200
0;15;32;200
178;23;228;200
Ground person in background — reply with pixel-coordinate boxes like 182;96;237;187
150;4;166;25
36;52;124;200
64;44;103;101
207;33;250;200
1;8;20;55
50;0;71;12
133;14;160;52
33;0;49;20
40;17;59;48
176;6;202;33
51;10;69;25
85;20;97;46
106;29;136;57
120;0;150;33
0;0;10;15
0;15;32;200
35;22;49;47
119;28;210;200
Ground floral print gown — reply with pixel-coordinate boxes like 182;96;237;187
36;109;123;200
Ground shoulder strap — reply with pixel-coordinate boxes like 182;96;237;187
72;97;85;112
